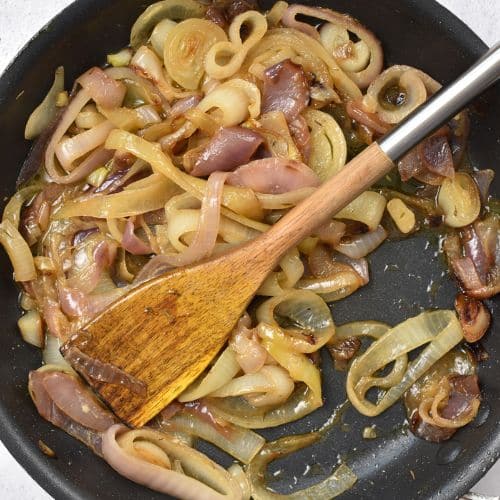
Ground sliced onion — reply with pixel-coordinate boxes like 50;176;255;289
207;383;321;429
159;410;265;464
246;433;357;499
179;347;240;402
0;220;36;282
335;225;387;259
55;121;115;172
335;191;387;231
102;425;242;499
210;366;294;408
18;310;44;348
77;67;126;109
130;0;207;49
438;172;481;228
347;310;464;417
43;334;73;369
25;66;65;140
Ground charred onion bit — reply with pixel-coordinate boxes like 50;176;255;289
455;294;491;343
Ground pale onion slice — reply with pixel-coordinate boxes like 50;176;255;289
18;310;44;348
178;347;240;402
335;191;387;231
438;172;481;228
346;310;464;417
207;383;320;429
161;411;265;464
150;19;177;57
0;220;36;282
303;109;347;182
256;290;335;353
246;433;357;499
130;0;207;49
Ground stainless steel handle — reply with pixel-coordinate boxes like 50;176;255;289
379;42;500;161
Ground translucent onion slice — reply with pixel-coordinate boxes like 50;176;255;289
130;0;206;49
164;19;227;90
210;366;294;408
258;248;304;296
0;220;36;282
179;347;240;402
256;290;335;353
346;310;464;417
161;411;265;464
438;172;481;228
297;271;364;302
55;174;180;219
25;66;64;140
334;191;387;231
150;19;177;57
43;334;74;370
206;383;321;429
246;433;357;499
18;310;44;348
2;185;41;228
303;109;347;182
334;225;387;259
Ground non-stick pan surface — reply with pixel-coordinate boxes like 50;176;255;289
0;1;498;498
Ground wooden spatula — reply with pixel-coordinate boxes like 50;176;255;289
62;43;500;427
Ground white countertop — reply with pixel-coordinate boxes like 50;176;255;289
0;0;498;498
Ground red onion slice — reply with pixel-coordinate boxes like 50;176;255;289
122;219;152;255
186;127;264;177
262;59;309;123
77;67;126;109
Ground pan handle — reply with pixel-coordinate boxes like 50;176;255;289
379;42;500;162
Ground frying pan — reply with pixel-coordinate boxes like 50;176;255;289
0;0;498;498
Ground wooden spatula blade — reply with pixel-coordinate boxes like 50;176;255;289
62;249;269;427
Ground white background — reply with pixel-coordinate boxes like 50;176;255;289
0;0;498;498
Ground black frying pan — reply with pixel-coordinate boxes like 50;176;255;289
0;1;498;498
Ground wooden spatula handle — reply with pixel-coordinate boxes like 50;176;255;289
257;142;393;265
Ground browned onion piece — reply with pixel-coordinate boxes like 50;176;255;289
405;349;479;442
327;336;361;371
315;220;346;247
184;127;264;177
281;4;383;88
29;368;118;454
63;346;147;397
346;100;390;135
398;129;454;184
122;219;152;255
226;157;320;194
288;115;312;162
77;67;126;109
262;59;310;123
419;134;454;179
455;294;491;343
461;225;489;283
451;256;484;291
